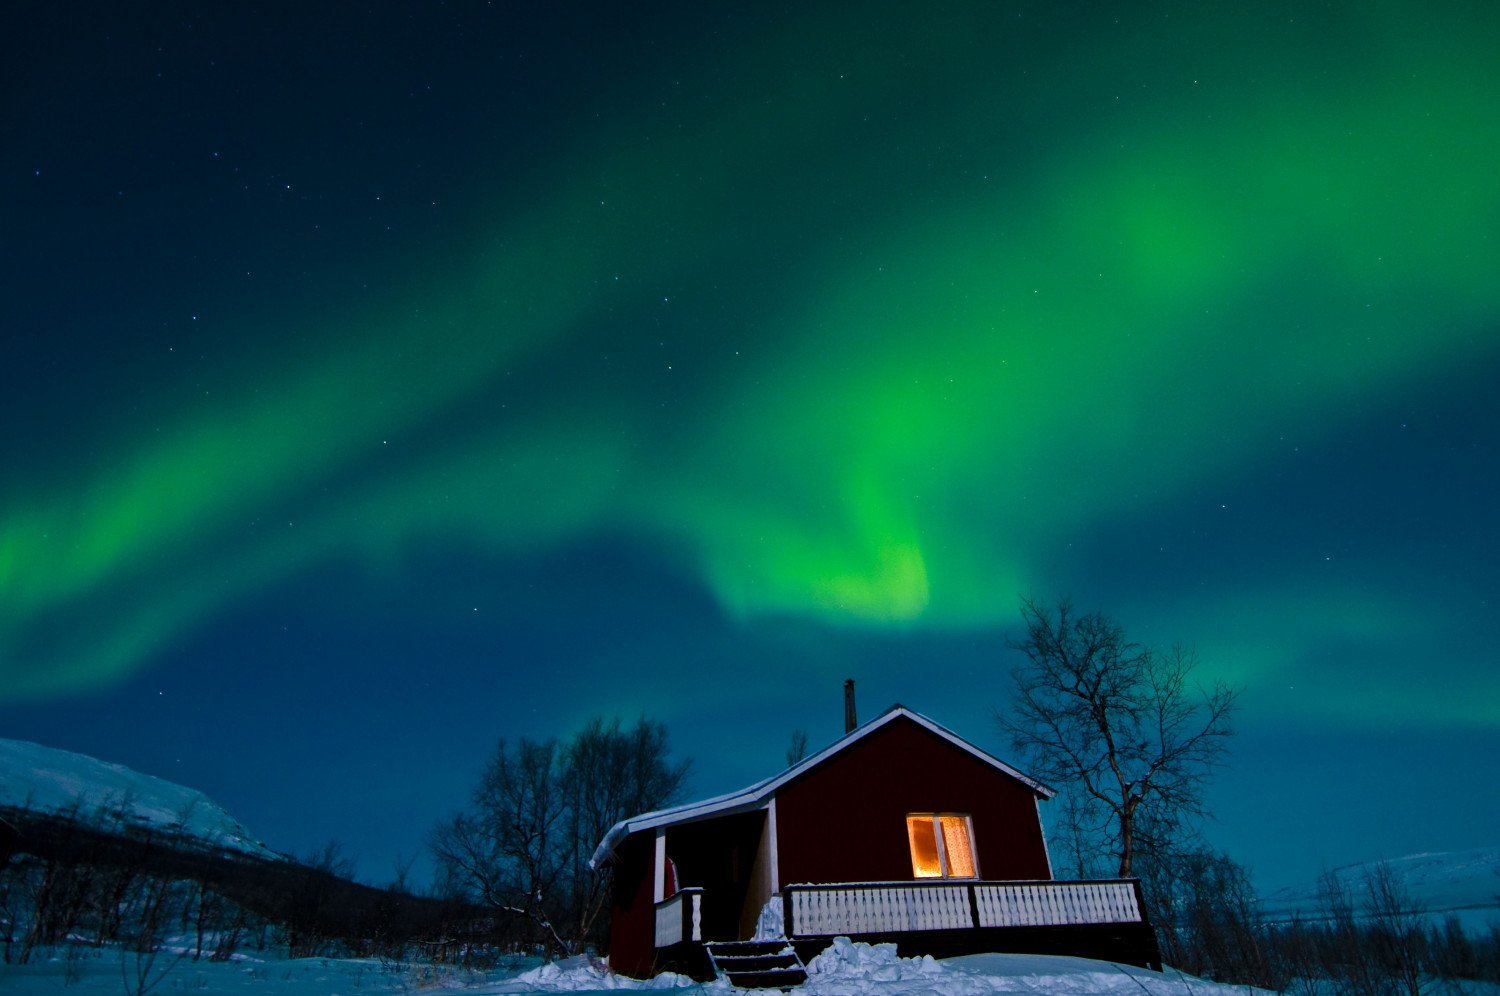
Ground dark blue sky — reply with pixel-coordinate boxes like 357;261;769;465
3;2;1498;893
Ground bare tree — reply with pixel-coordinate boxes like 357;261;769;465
119;866;185;996
785;729;809;767
1046;784;1112;881
430;738;570;955
432;719;689;958
1362;861;1428;996
999;596;1237;877
1316;867;1381;996
562;717;690;949
1145;846;1277;987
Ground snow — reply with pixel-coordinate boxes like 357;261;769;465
0;938;1264;996
751;896;786;940
492;955;698;991
6;736;1488;993
0;737;282;861
1262;845;1500;933
795;938;1242;996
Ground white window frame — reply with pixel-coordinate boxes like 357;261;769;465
906;812;980;880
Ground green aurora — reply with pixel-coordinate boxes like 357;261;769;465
3;0;1499;734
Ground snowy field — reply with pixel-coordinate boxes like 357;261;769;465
4;740;1493;994
0;937;1258;996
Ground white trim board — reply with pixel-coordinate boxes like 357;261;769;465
653;831;666;903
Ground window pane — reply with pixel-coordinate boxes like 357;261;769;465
939;816;976;878
906;816;942;877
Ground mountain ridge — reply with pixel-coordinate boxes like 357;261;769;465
0;736;282;862
1262;845;1500;932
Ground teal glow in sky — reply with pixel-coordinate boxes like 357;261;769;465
2;2;1497;888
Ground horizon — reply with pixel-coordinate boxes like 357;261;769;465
2;686;1492;898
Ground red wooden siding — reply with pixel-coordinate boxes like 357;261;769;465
604;831;656;978
774;715;1051;886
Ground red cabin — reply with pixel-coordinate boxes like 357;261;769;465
591;704;1161;984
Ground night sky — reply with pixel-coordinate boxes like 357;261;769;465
3;3;1498;892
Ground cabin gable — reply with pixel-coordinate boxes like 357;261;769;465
774;713;1052;886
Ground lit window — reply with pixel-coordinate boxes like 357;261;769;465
906;814;977;879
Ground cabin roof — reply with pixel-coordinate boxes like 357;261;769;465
589;704;1054;868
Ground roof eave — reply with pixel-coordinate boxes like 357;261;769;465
589;705;1054;864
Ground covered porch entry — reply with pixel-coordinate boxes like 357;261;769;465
654;806;771;943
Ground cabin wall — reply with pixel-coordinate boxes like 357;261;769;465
737;805;775;939
604;832;656;978
774;717;1051;886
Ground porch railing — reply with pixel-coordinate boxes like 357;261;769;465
654;887;704;948
783;879;1144;937
975;881;1141;927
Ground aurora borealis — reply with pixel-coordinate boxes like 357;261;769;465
4;2;1498;887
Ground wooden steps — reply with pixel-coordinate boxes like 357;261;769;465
704;939;808;990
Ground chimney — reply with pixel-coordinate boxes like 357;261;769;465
843;679;857;734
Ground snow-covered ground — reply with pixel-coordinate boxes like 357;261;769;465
1262;846;1500;934
0;937;1259;996
0;737;281;861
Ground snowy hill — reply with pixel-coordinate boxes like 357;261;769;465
1263;846;1500;932
0;737;281;862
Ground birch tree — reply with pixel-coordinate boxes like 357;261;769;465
999;596;1237;878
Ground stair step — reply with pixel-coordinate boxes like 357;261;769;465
707;941;793;955
716;956;799;973
722;968;809;990
714;948;798;966
705;939;809;990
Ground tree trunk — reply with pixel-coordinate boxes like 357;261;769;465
1117;804;1135;878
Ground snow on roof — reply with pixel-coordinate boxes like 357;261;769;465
589;705;1053;868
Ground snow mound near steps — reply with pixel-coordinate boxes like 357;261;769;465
497;939;1265;995
494;955;699;991
797;937;1250;995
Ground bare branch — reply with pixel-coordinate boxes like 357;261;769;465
999;596;1239;877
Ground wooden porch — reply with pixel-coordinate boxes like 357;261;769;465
651;878;1163;980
